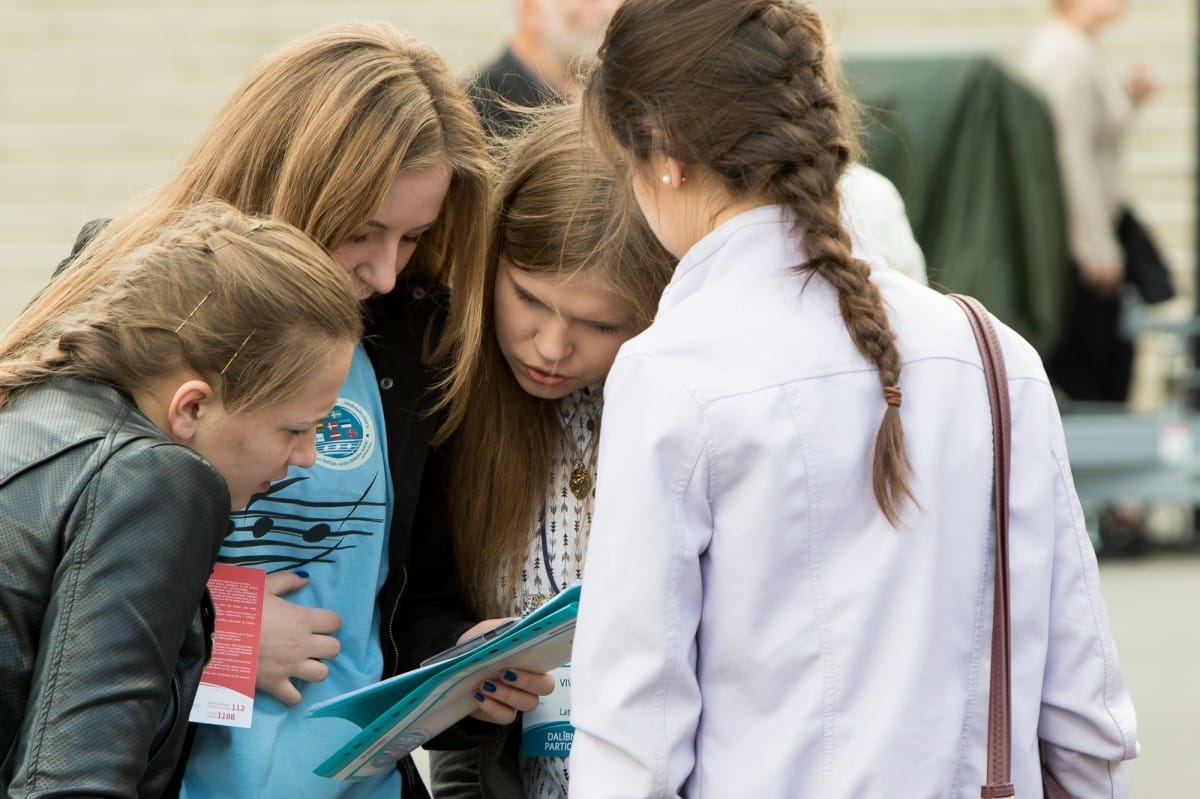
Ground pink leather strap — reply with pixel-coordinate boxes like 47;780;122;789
949;294;1015;799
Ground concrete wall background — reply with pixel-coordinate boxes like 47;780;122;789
2;0;1194;407
0;0;512;328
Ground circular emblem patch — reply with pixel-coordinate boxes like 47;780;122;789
314;397;375;471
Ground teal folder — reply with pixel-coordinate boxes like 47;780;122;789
306;584;581;781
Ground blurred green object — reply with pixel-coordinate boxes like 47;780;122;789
842;54;1072;357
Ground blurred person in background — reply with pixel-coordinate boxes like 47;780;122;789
1020;0;1161;403
466;0;622;137
1021;0;1169;556
841;160;927;285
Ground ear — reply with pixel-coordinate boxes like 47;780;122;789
664;156;687;189
165;379;219;443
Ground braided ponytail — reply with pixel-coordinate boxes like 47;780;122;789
586;0;914;524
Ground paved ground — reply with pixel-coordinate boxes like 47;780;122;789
413;551;1198;795
1097;550;1200;796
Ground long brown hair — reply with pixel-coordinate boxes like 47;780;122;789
0;201;361;411
584;0;913;525
14;22;489;354
437;104;675;615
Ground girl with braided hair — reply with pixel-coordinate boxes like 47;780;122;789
566;1;1138;796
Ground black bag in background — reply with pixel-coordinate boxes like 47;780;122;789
1119;207;1175;304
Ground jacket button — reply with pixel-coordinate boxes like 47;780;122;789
380;377;394;390
412;287;426;299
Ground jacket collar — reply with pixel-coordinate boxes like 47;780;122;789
659;204;796;314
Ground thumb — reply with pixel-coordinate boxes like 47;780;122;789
264;569;310;598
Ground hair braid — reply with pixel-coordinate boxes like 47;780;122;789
763;6;915;523
586;0;915;524
742;5;915;522
793;187;913;523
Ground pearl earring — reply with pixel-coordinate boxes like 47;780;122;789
661;174;671;186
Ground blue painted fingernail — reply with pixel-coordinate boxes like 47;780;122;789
474;692;485;703
482;681;497;693
503;670;518;682
294;570;309;578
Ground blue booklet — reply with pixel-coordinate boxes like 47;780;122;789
306;584;581;781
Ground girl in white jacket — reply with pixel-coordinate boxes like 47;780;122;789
566;1;1139;797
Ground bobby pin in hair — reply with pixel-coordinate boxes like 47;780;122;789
220;330;256;376
175;291;214;333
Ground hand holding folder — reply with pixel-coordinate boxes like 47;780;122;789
305;583;581;781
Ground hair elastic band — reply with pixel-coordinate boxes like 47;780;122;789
883;385;902;408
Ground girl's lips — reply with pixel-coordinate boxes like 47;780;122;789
526;364;567;386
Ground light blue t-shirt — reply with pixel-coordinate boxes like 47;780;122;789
182;344;401;798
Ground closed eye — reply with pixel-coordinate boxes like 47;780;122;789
513;283;544;308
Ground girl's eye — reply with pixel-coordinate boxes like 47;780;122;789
589;322;620;334
514;287;541;307
347;234;369;244
401;233;421;244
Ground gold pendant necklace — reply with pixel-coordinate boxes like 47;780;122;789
568;462;593;500
561;394;599;501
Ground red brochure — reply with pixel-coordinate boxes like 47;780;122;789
188;563;266;728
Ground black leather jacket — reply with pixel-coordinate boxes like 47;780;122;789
0;378;227;797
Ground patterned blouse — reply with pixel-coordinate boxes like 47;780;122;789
502;384;601;799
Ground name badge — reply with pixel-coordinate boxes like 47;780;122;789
521;665;573;758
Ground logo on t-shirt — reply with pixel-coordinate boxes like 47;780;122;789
315;397;375;471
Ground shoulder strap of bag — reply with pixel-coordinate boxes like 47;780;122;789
949;294;1015;799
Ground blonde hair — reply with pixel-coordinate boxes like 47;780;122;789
0;201;361;411
40;21;488;318
436;104;676;616
586;0;913;524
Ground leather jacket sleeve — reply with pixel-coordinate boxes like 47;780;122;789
5;438;228;797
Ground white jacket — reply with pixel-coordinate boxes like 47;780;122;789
568;205;1137;798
